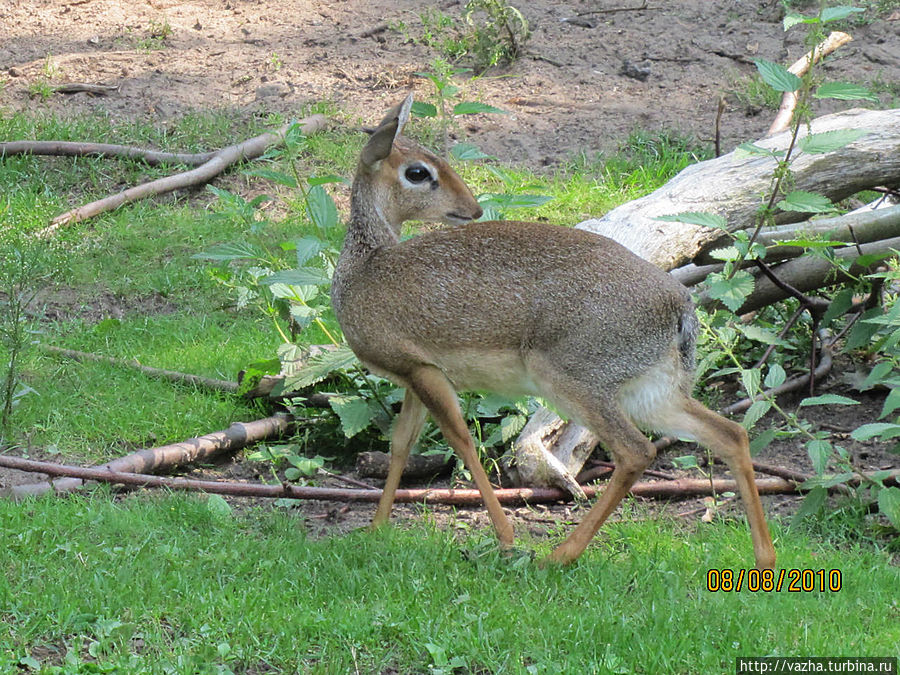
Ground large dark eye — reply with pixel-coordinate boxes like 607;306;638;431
404;165;431;184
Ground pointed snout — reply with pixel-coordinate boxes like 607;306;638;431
446;201;483;224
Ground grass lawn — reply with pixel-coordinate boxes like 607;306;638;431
1;493;897;674
1;109;898;673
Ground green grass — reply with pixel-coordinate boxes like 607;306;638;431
1;107;897;673
1;109;704;458
0;493;897;674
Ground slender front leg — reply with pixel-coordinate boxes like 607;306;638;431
408;365;515;548
372;388;428;527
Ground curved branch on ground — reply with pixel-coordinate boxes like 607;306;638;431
36;113;328;237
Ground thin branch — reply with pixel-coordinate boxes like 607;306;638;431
39;344;241;393
6;453;891;503
576;1;657;16
36;114;328;237
0;140;217;166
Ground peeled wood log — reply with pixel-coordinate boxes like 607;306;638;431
577;108;900;271
1;415;291;499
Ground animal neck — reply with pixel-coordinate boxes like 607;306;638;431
342;170;401;260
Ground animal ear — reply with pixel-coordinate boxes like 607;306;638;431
360;93;414;168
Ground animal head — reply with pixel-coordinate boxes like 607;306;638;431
355;93;483;228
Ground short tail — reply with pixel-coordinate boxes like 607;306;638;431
676;302;699;376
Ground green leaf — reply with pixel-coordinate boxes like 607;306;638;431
738;324;787;346
242;167;298;188
791;485;827;528
821;6;865;22
411;101;438;117
707;246;740;262
329;395;375;438
500;413;527;444
282;344;359;391
450;143;495;161
705;269;755;312
478;193;554;211
754;59;802;92
798;129;870;154
743;399;772;428
672;455;700;470
806;439;832;475
880;388;900;420
851;422;900;441
776;190;836;214
192;241;266;262
814;81;879;102
452;101;506;115
783;12;814;30
733;142;784;159
799;394;860;406
307;174;346;186
294;236;327;266
654;211;728;230
764;363;787;389
206;494;233;519
261;268;331;287
846;307;884;350
750;428;778;455
877;487;900;529
854;251;895;268
862;361;894;391
822;287;855;327
306;184;339;231
741;368;762;397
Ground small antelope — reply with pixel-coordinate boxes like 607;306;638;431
331;94;775;567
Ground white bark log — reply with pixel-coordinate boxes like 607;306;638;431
576;107;900;271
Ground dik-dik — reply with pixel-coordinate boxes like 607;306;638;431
331;94;775;568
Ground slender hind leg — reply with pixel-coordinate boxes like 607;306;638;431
407;365;515;548
545;407;658;565
371;388;428;527
678;398;776;570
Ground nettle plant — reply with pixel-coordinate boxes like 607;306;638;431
197;87;552;480
661;4;900;530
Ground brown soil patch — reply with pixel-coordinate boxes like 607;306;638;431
2;1;899;164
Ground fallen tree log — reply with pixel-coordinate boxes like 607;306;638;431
699;235;900;314
691;203;900;267
1;415;291;499
576;107;900;271
2;454;897;504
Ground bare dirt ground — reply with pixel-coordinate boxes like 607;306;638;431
2;0;899;163
2;0;899;539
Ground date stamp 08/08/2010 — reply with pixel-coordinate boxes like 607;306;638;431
706;568;843;593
